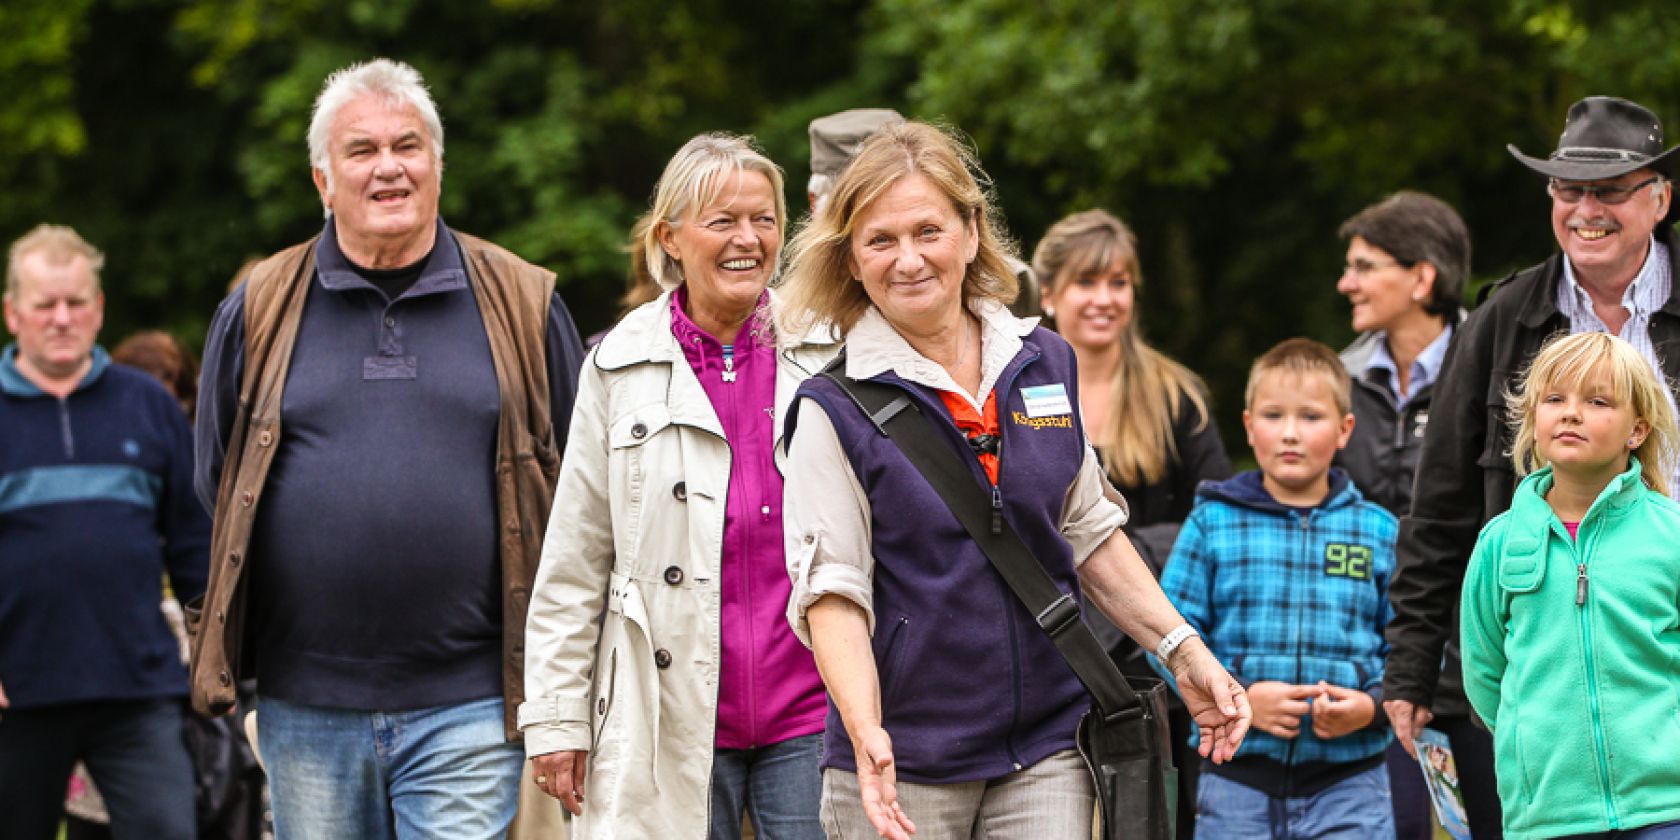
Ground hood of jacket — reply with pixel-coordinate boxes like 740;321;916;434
1196;467;1358;515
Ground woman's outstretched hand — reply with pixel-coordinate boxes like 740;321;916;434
853;725;916;839
1168;638;1252;764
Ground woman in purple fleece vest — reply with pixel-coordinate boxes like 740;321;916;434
775;121;1253;840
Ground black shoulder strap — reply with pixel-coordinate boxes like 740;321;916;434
819;359;1144;723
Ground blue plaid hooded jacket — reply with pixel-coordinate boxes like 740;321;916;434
1153;469;1396;766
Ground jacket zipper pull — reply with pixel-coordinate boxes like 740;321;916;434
991;486;1003;534
1577;562;1588;606
722;344;737;383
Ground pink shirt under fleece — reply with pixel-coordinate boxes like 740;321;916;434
670;289;826;750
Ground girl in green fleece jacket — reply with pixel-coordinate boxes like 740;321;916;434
1462;332;1680;840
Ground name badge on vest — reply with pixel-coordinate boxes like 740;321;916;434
364;355;419;380
1020;383;1073;418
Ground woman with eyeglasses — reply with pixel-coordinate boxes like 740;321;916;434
1332;190;1471;840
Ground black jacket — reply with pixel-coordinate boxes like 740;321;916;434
1384;227;1680;716
1335;328;1452;519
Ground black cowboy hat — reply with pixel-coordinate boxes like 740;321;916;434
1509;96;1680;182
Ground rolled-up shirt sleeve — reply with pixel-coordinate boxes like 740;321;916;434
783;397;876;648
1060;445;1129;567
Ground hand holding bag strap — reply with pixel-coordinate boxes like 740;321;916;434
819;363;1144;724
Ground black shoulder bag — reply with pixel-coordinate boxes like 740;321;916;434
819;365;1177;840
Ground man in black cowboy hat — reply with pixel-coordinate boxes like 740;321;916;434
1383;95;1680;839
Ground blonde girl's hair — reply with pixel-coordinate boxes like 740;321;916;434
1032;209;1213;487
636;132;787;292
1506;331;1678;496
777;120;1020;338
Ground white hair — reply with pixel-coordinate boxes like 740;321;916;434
807;172;833;216
307;58;445;200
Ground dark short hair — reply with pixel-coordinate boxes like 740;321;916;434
1338;191;1471;318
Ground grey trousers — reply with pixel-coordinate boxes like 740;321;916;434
820;749;1094;839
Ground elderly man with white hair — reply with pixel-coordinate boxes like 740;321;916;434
189;57;585;838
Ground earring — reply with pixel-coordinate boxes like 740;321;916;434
1629;437;1640;448
1042;305;1055;317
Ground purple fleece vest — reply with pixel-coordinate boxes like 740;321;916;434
791;327;1092;784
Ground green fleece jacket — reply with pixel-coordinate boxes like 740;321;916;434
1462;461;1680;839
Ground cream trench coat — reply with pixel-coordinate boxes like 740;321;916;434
519;290;838;839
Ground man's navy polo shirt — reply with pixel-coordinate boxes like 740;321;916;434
196;218;584;711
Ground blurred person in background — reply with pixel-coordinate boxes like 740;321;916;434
191;57;584;839
67;328;207;840
114;330;199;418
777;120;1249;840
1333;190;1469;840
1033;208;1232;840
582;218;664;349
522;132;837;839
0;223;210;840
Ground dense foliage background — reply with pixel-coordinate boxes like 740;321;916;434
5;0;1680;446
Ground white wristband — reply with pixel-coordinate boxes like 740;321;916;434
1155;623;1199;664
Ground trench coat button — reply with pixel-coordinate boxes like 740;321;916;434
384;316;396;328
804;534;815;544
663;566;684;586
672;481;687;501
257;430;273;447
215;610;225;624
239;491;253;507
654;649;672;669
597;698;606;715
218;671;232;687
229;552;241;567
631;422;647;439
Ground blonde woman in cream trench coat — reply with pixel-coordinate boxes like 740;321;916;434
519;285;838;839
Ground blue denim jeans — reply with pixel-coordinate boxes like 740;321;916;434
710;732;824;840
1195;762;1396;840
0;698;196;840
258;695;522;840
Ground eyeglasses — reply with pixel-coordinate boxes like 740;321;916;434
1548;176;1665;205
1342;258;1403;277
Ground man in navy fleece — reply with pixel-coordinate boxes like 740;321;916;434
0;224;210;840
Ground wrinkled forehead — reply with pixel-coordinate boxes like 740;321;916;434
685;164;770;218
333;95;430;143
12;252;98;297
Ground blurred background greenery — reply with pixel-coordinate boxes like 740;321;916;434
4;0;1679;447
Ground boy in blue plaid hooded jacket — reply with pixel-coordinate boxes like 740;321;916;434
1153;338;1397;839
